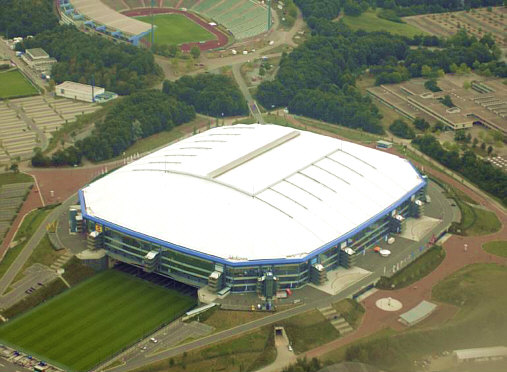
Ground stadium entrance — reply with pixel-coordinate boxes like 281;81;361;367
114;262;197;298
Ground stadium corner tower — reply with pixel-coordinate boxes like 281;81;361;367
79;124;426;294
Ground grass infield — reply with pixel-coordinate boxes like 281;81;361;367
0;69;38;99
136;13;215;45
0;270;195;371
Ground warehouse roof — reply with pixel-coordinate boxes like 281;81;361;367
81;124;425;263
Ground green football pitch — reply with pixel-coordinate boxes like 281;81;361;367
0;69;38;99
136;13;216;45
0;270;196;371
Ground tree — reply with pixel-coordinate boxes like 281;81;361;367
487;145;493;155
473;137;479;147
190;46;201;59
389;119;415;139
441;95;454;108
424;79;441;92
414;117;430;131
481;142;486;150
9;163;19;173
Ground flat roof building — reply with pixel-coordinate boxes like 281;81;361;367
55;81;115;103
80;124;426;293
21;48;57;75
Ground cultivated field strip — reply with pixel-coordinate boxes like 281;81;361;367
0;270;196;371
0;182;32;244
0;102;37;158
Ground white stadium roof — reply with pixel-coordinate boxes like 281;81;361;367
70;0;152;36
81;124;425;263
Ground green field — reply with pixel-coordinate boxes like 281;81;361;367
137;14;215;45
483;240;507;257
342;10;426;37
0;270;196;371
0;69;39;99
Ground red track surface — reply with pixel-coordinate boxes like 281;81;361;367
122;8;229;51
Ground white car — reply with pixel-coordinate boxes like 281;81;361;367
150;337;158;343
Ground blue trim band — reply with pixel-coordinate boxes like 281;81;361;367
78;163;426;268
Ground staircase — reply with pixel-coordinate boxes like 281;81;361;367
50;252;73;272
318;305;354;336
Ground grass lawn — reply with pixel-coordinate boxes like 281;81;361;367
0;270;196;372
0;69;39;99
342;10;427;37
323;263;507;371
376;245;445;290
332;299;365;329
483;240;507;258
201;309;269;332
132;326;275;372
0;172;33;187
0;207;52;282
136;14;215;45
280;309;340;353
465;206;501;235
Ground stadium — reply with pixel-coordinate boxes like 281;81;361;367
59;0;271;49
78;124;426;295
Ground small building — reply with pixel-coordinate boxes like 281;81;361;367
376;140;392;150
21;48;57;74
55;81;105;103
453;346;507;363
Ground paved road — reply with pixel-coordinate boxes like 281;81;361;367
0;194;77;296
232;63;264;123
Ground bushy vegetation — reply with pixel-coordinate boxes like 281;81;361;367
283;358;322;372
413;135;507;205
389;119;415;139
163;74;248;117
18;25;162;95
0;0;58;38
424;79;441;92
376;245;445;289
257;6;505;134
32;91;195;165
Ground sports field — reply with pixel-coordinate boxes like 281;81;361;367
137;13;215;45
342;10;427;37
0;69;39;99
0;270;196;371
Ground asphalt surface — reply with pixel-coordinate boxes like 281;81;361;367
109;182;455;372
232;63;264;124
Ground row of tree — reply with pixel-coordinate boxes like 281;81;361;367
18;25;162;95
163;74;248;117
0;0;58;38
413;135;507;205
32;91;195;166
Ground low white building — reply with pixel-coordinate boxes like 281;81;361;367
21;48;57;74
453;346;507;363
55;81;105;103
